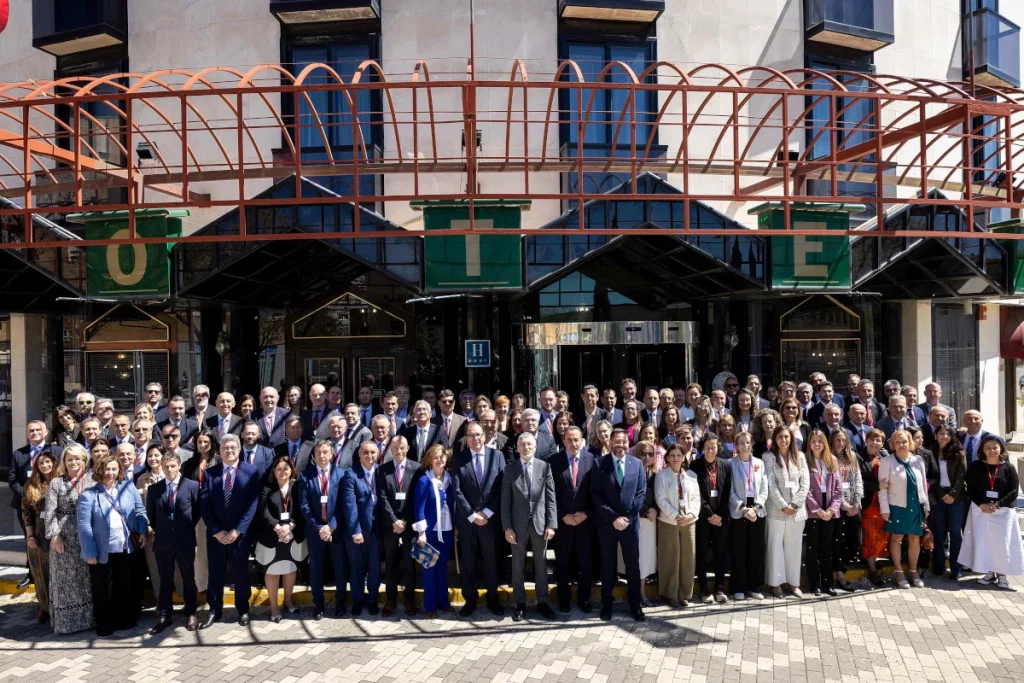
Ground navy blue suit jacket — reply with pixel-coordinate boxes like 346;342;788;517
240;444;275;481
958;430;1004;463
341;464;378;539
146;477;200;553
591;454;646;530
199;461;261;537
551;450;596;518
252;407;292;448
451;447;504;525
8;443;57;508
397;423;448;462
298;464;346;538
806;397;844;430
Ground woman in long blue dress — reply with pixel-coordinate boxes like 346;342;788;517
412;444;455;618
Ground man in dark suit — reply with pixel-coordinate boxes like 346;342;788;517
252;386;291;448
9;421;55;588
343;441;382;616
106;413;134;448
376;436;419;617
501;432;558;622
806;382;845;430
326;407;372;468
146;450;201;634
878;395;917;441
198;434;261;628
744;375;771;410
398;400;448;462
920;404;949;452
852;380;886;426
205;392;244;443
379;391;405;438
275;416;314;475
841;374;862;412
919;382;958;432
186;385;215;428
239;421;275;481
145;382;169;424
356;385;375;429
550;426;596;613
302;383;329;441
844;403;870;456
958;409;1003;464
470;409;508;454
602;389;623;426
432;389;468;445
641;388;661;428
573;385;608;444
592;428;647;622
368;415;393;463
157;396;199;446
504;409;556;463
538;387;559;436
299;440;348;619
452;421;505;617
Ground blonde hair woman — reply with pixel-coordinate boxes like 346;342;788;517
804;429;842;596
762;425;809;598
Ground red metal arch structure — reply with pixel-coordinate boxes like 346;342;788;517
0;60;1023;248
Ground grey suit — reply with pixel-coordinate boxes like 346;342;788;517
500;456;558;605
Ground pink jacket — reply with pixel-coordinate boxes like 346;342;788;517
805;462;843;517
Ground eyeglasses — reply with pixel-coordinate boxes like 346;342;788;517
725;383;739;389
440;398;454;404
133;428;148;434
640;452;655;458
194;392;210;399
78;400;94;405
146;389;161;394
162;433;180;439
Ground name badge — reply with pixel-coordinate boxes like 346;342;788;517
710;490;719;498
320;495;329;504
841;482;851;490
986;490;999;499
280;512;291;521
39;511;46;520
396;492;407;501
169;513;174;521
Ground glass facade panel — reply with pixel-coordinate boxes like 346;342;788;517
932;303;979;421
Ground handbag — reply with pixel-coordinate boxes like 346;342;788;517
410;540;440;569
921;525;934;550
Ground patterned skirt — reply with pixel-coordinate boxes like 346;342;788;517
861;499;890;561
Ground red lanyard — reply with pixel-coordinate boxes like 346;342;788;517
988;464;999;492
740;459;752;490
71;474;85;494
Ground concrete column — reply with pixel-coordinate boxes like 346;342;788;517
10;313;46;451
900;301;932;393
978;305;1004;435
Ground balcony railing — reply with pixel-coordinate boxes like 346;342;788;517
558;0;664;23
270;0;380;24
966;8;1021;89
32;0;127;57
804;0;894;52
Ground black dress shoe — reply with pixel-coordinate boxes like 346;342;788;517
838;582;857;593
199;612;221;630
16;576;32;589
536;603;556;620
334;605;346;618
238;613;250;627
404;601;417;616
487;601;503;616
631;607;646;622
813;589;822;597
313;607;324;620
367;602;380;616
512;604;525;622
578;600;592;613
459;603;476;618
351;603;363;617
558;602;571;613
599;607;612;621
148;619;172;635
186;616;198;632
825;588;839;597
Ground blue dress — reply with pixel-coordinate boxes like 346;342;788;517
885;459;925;535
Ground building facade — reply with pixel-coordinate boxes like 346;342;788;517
0;0;1023;463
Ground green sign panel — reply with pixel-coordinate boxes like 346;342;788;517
414;200;528;291
748;202;864;290
71;209;188;298
991;218;1024;295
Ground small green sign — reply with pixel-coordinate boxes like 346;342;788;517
71;209;188;298
414;200;528;291
991;218;1024;294
748;202;863;290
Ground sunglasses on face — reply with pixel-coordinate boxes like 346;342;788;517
725;383;739;389
78;400;94;405
147;389;161;394
440;399;454;404
163;433;180;439
195;393;210;399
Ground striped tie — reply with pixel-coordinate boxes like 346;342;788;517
223;467;233;506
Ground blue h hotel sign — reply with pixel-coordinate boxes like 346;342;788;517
465;339;491;368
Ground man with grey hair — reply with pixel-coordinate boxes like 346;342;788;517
796;383;814;419
503;408;557;463
882;379;902;400
145;382;168;423
502;432;557;621
199;432;261;628
75;391;96;421
186;384;213;426
397;399;448;462
878;394;916;440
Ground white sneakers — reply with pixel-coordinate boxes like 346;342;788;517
979;572;997;585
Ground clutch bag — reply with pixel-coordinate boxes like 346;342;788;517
410;540;440;569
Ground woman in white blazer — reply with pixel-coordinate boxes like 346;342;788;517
655;444;701;607
728;431;768;600
879;430;929;589
762;426;810;598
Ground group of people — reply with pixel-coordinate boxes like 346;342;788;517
8;371;1023;636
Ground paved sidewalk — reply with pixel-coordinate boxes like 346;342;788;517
1;575;1022;683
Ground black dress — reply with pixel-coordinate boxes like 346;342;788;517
255;482;308;576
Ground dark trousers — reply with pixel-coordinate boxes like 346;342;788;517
931;499;969;575
15;505;29;572
346;531;381;606
206;535;251;616
130;548;147;618
805;518;837;591
156;547;197;618
599;524;642;609
458;521;500;604
307;534;347;610
382;527;416;605
89;551;134;635
695;516;730;592
730;516;765;594
833;512;861;572
555;518;594;607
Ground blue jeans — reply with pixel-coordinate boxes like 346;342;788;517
931;499;969;575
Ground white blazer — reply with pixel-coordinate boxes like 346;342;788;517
654;468;701;526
